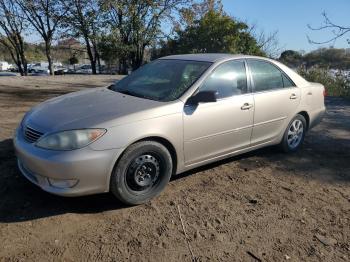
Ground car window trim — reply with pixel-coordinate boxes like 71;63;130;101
245;58;297;94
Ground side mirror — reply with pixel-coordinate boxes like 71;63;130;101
186;91;217;105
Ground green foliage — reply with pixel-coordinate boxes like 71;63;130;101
157;11;264;57
24;43;46;62
0;42;13;61
177;0;223;29
280;48;350;69
98;34;131;66
304;48;350;69
298;67;350;97
279;50;303;68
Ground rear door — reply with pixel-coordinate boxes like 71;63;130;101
247;59;301;145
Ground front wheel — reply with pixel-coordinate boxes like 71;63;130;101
280;114;307;153
110;141;173;205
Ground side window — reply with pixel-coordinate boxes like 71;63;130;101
282;74;295;87
200;60;247;99
248;60;285;92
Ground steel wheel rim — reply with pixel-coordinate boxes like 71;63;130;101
287;119;304;149
125;154;161;193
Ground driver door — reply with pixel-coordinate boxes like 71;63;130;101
183;60;254;166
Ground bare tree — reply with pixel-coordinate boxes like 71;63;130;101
0;0;28;75
103;0;188;73
253;28;281;58
308;12;350;45
61;0;101;74
17;0;66;75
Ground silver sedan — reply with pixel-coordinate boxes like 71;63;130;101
14;54;326;205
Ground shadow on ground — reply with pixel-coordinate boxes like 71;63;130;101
0;139;128;223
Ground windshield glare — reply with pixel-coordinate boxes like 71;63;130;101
111;59;211;102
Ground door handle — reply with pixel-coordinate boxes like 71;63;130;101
241;103;253;110
290;94;298;100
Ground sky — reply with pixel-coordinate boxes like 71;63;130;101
222;0;350;52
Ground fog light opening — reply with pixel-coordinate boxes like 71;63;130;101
48;178;78;189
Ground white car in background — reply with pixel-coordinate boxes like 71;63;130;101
75;64;100;74
29;62;64;74
76;64;93;74
0;61;9;71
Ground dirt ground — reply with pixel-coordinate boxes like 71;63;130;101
0;75;349;262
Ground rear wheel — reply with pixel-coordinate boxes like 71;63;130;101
280;114;306;153
110;141;173;205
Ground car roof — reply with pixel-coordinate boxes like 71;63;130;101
159;53;263;63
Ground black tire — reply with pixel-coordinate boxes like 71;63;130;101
280;114;307;153
110;141;173;205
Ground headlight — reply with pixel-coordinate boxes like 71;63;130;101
36;129;106;150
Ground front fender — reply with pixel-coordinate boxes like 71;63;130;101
89;112;184;172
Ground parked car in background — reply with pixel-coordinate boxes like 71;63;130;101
53;66;68;75
31;70;49;76
28;62;49;74
75;64;93;74
75;64;102;74
8;65;18;72
28;62;64;74
15;54;326;205
7;64;16;72
0;61;9;71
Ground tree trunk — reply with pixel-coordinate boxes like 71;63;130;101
90;57;97;74
118;58;128;75
18;50;27;76
13;53;24;76
22;59;27;76
132;45;144;70
84;36;96;74
96;51;101;74
0;38;27;76
6;46;23;76
118;60;122;74
92;41;101;74
18;35;28;76
45;40;54;75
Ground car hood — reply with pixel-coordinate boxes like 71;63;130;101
24;87;169;133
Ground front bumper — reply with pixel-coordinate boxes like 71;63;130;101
14;130;123;197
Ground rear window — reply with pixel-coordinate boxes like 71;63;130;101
248;60;295;92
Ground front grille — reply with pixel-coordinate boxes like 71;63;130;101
24;126;44;143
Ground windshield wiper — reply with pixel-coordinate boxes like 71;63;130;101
117;90;156;101
117;90;140;97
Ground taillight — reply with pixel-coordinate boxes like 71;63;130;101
323;88;327;97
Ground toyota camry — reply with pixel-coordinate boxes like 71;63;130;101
14;54;326;205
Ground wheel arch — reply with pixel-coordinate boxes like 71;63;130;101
136;136;178;175
297;111;310;130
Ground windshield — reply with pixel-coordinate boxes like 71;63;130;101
110;59;211;102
